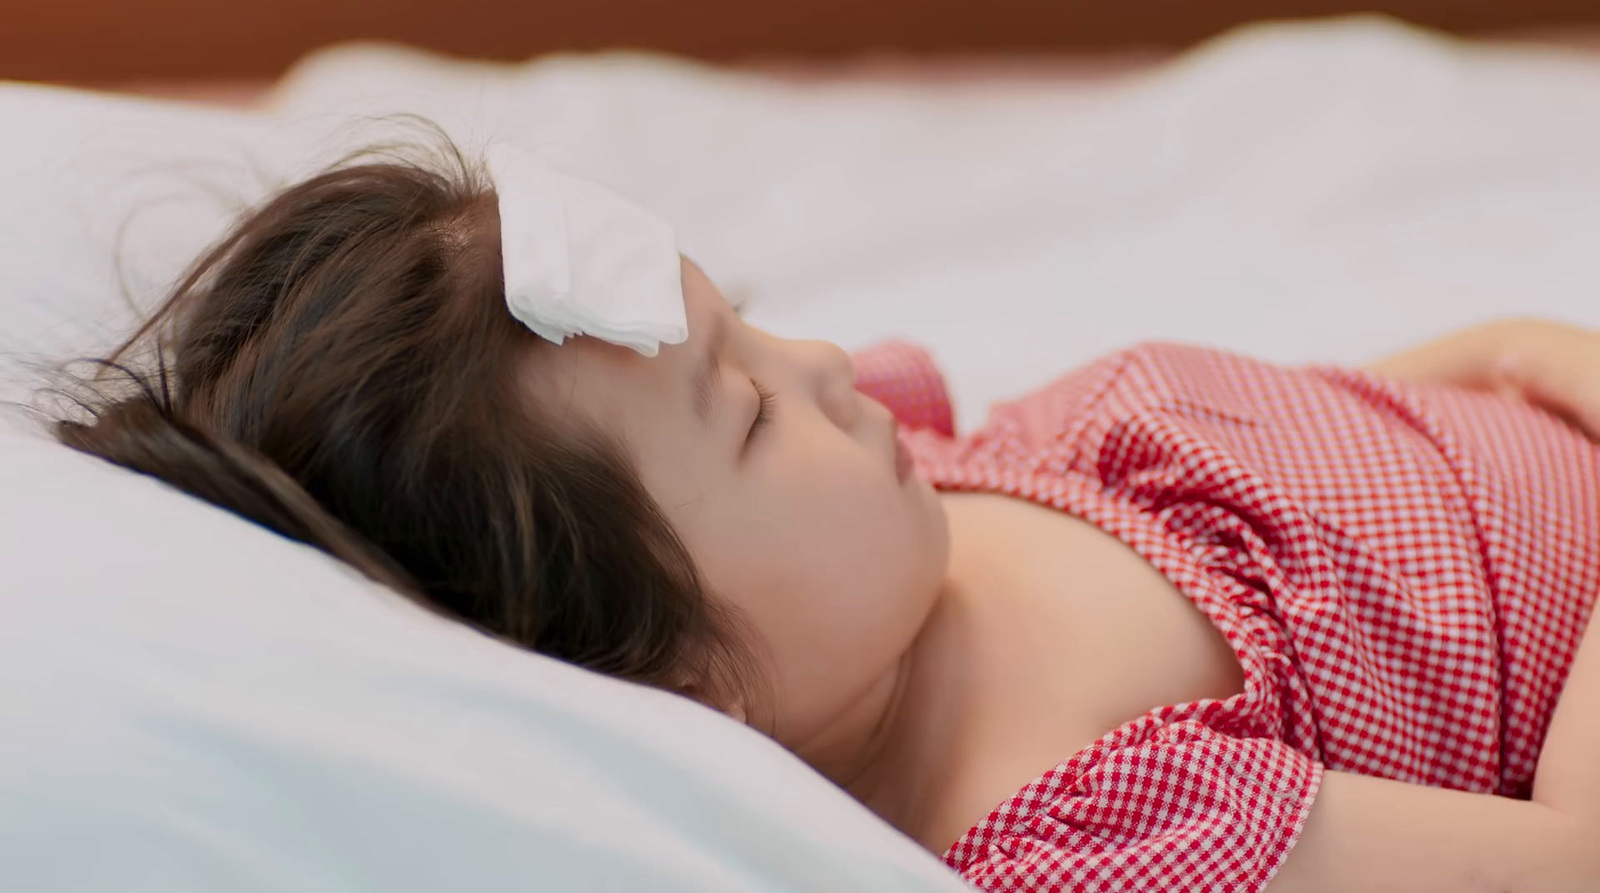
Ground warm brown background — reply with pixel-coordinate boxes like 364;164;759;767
8;0;1600;85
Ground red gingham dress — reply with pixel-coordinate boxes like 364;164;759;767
851;339;1600;893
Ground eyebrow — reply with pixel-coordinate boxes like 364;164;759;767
691;312;729;427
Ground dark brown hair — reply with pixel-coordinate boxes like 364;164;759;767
51;140;764;715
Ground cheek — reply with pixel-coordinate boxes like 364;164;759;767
745;436;929;605
745;445;941;693
678;435;946;711
672;419;939;616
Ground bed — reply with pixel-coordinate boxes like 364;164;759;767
5;11;1600;893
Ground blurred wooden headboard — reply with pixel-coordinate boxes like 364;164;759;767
9;0;1600;85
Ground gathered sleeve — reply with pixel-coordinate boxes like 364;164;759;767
850;339;957;437
945;716;1323;893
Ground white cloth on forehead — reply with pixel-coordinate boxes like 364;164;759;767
484;143;687;357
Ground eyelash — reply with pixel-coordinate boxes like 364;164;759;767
748;380;777;441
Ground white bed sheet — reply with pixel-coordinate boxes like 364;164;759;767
268;15;1600;426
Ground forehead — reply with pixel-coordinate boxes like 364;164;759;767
520;255;721;442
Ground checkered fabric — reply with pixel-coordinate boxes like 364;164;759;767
853;338;959;438
852;340;1600;892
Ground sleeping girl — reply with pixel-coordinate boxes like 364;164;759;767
53;141;1600;892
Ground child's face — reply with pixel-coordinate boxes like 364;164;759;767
529;257;950;746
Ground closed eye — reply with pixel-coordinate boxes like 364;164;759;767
747;379;776;444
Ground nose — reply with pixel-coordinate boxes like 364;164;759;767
796;338;859;429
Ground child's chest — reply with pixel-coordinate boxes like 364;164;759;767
914;491;1246;853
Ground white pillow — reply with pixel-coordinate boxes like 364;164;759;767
0;86;973;892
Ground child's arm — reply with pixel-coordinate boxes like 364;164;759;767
1271;595;1600;891
1266;768;1597;892
1535;590;1600;825
1367;317;1600;438
1268;612;1600;892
